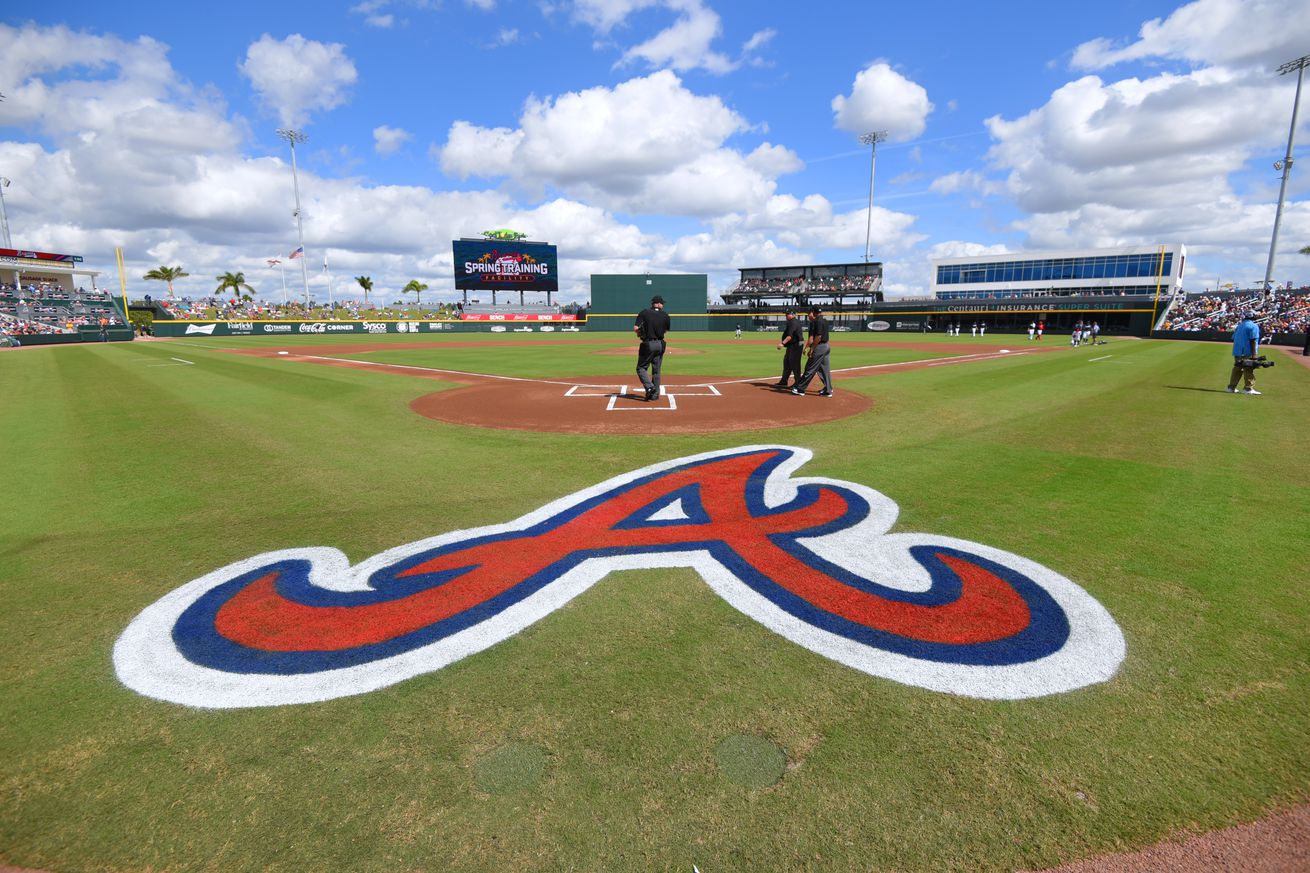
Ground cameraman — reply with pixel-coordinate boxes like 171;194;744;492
1226;314;1262;395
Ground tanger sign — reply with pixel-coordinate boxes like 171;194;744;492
114;447;1124;708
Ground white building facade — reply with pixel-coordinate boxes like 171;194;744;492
931;244;1186;301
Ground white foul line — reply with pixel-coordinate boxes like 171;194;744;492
1088;355;1112;362
286;349;1032;391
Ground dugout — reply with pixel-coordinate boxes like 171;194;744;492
588;274;708;331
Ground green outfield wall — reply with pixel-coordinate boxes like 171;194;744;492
588;274;708;331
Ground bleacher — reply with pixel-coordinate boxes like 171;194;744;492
720;275;879;308
0;283;123;337
1160;288;1309;335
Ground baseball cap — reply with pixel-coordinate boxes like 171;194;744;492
651;295;665;305
808;304;821;315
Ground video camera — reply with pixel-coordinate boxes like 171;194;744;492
1235;355;1275;370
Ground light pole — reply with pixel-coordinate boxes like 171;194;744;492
0;177;12;248
860;131;888;264
1263;54;1310;290
276;128;311;304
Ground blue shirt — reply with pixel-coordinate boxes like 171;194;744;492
1231;319;1260;356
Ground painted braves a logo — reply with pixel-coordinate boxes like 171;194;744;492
114;446;1124;708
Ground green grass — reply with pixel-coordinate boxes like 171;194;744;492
1;333;1307;872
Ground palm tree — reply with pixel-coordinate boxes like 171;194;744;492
1299;245;1310;255
215;271;256;304
355;275;373;305
402;279;428;307
143;265;189;298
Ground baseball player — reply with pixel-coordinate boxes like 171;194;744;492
633;295;670;401
791;305;833;397
774;309;804;389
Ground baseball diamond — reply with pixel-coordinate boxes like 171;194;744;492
3;327;1307;873
5;5;1310;866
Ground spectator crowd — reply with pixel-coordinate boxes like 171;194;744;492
1162;288;1310;335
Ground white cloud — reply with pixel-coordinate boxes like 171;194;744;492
572;0;662;33
0;21;932;302
929;170;1001;197
466;0;497;9
952;54;1309;287
495;27;521;45
927;240;1010;260
984;69;1287;215
741;28;774;54
437;121;523;178
572;0;767;75
619;1;735;74
1071;0;1310;72
365;14;395;28
439;71;772;215
744;143;804;177
372;125;413;155
832;62;934;141
239;34;358;128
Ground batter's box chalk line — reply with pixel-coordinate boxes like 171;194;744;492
564;383;721;411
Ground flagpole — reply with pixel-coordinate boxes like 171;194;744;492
324;251;334;308
268;258;287;306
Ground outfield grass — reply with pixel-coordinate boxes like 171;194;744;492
1;333;1307;872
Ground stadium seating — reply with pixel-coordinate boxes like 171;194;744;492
1161;289;1309;334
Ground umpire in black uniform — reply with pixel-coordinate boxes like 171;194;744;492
774;309;803;389
634;295;671;401
792;305;833;396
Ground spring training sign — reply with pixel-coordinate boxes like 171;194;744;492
114;446;1124;708
452;239;558;293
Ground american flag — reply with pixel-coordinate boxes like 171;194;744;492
289;246;304;259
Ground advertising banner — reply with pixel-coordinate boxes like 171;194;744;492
459;313;580;322
452;240;558;294
153;319;584;337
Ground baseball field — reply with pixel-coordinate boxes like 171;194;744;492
2;331;1306;872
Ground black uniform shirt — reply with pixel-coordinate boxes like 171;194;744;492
635;307;670;341
782;319;804;347
808;315;830;344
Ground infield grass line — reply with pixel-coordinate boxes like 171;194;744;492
292;347;1034;389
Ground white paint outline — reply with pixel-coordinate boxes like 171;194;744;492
285;349;1031;391
113;445;1125;709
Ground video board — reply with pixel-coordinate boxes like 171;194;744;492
452;239;558;294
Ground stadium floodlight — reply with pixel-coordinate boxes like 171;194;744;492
0;176;11;249
1263;54;1310;290
860;131;888;264
276;128;312;305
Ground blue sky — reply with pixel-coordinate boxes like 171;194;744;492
1;0;1308;303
